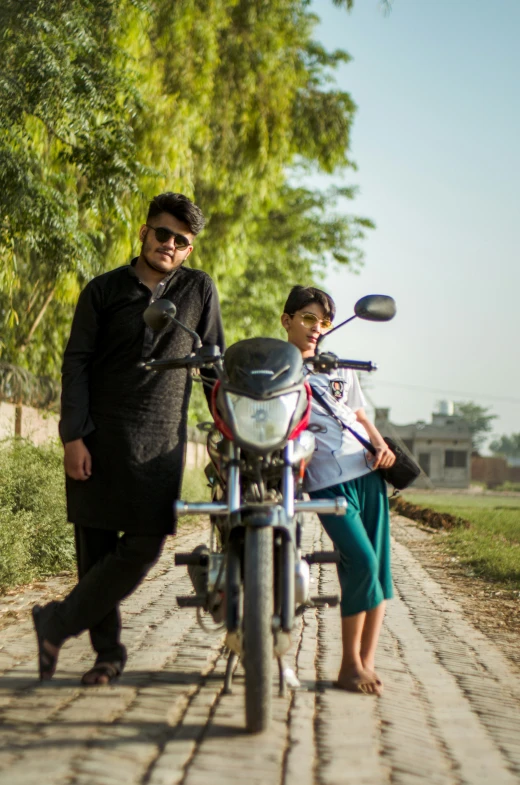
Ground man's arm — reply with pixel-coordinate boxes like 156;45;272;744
60;281;102;480
196;278;225;409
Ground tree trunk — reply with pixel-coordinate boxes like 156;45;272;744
14;404;22;437
19;286;56;353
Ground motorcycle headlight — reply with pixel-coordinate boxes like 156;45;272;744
226;392;299;449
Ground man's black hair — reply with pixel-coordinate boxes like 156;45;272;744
147;192;206;235
283;285;336;322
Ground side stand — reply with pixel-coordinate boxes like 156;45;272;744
277;657;287;697
223;650;239;694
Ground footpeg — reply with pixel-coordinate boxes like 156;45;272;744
176;595;206;607
304;551;340;564
295;594;340;616
309;594;340;607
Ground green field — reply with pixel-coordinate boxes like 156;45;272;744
403;491;520;589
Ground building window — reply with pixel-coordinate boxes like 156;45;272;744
445;450;467;468
403;439;414;454
419;453;431;475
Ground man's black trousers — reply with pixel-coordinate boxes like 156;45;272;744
46;526;165;665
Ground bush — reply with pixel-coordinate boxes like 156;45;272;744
492;481;520;493
0;438;75;591
0;439;212;592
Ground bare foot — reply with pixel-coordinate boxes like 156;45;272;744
362;662;384;693
335;666;382;696
364;669;384;693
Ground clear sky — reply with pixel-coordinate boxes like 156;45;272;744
309;0;520;450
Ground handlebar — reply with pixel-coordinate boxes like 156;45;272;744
141;355;209;372
142;350;376;374
141;344;222;372
308;353;378;373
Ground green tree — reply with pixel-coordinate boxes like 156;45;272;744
137;0;366;339
1;0;370;413
489;433;520;460
0;0;141;376
453;401;497;452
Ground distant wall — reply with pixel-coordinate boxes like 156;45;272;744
471;455;520;487
0;402;59;444
186;426;207;469
0;402;207;470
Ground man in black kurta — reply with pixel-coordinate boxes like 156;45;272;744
32;192;224;685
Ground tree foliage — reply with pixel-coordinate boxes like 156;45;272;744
0;0;371;412
453;401;497;452
0;0;141;381
489;433;520;460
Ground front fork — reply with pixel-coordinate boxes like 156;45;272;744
226;442;297;638
280;441;296;633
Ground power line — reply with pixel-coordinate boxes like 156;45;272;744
372;380;520;405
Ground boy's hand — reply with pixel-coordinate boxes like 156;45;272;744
370;444;396;470
64;439;92;480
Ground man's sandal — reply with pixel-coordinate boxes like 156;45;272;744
81;661;123;686
32;604;59;681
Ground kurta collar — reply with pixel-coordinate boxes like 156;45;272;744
128;257;180;294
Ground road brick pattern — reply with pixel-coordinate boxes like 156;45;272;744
0;515;519;784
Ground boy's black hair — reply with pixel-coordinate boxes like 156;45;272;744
147;192;205;235
283;285;336;322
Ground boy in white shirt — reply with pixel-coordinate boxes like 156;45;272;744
282;285;395;695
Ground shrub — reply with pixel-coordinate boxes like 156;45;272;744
492;481;520;493
0;438;75;591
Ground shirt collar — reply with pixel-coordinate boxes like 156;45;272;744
128;257;180;290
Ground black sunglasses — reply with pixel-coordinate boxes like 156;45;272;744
145;224;191;250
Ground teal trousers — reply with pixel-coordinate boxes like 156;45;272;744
309;470;393;616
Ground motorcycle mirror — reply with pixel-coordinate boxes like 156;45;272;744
143;298;203;349
143;300;177;331
354;295;396;322
316;294;396;347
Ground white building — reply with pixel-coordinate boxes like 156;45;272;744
374;407;472;489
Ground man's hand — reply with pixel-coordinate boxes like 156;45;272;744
64;439;92;480
370;443;396;470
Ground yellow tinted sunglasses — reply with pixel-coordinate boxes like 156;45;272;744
294;311;333;331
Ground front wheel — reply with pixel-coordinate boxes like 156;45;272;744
243;525;274;733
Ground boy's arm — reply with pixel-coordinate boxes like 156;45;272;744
344;370;395;469
355;409;395;470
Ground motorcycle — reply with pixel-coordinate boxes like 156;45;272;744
142;293;396;733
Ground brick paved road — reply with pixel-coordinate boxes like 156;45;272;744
1;514;519;785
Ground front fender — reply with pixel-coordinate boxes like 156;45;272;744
241;505;288;529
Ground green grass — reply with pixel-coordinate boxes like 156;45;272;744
181;464;211;503
179;464;212;527
403;491;520;588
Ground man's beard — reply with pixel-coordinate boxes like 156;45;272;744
142;251;182;273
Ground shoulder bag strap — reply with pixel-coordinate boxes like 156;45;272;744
310;386;377;456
